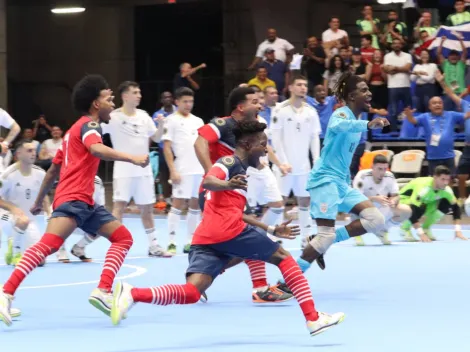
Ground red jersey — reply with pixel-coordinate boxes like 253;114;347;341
197;117;239;163
192;155;247;245
360;47;375;63
52;116;103;209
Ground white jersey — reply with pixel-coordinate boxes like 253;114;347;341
0;108;15;129
161;112;204;175
270;101;321;175
93;175;105;206
102;108;157;179
257;115;269;166
353;169;399;198
0;164;46;220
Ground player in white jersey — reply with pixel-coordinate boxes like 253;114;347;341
56;175;106;262
0;141;50;266
162;87;204;254
271;75;321;241
102;81;169;257
352;154;412;245
247;90;287;242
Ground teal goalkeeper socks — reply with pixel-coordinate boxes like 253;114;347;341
335;227;350;243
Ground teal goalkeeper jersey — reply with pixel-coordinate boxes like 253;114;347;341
307;106;369;189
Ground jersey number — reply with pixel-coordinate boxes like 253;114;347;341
64;133;70;167
25;188;31;199
205;191;211;201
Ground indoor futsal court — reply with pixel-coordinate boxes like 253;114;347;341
0;216;468;352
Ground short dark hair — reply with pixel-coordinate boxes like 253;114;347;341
373;154;388;165
361;34;372;42
233;120;267;145
329;16;340;22
15;139;33;151
289;74;307;85
118;81;139;96
228;87;256;112
333;71;365;102
248;85;261;93
72;74;109;115
434;165;451;176
257;66;267;72
455;0;464;3
174;87;194;99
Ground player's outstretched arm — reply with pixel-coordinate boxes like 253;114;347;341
242;215;300;240
89;143;148;167
203;174;247;192
194;136;213;174
30;162;61;215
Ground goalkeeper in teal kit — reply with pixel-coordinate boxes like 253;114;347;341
277;72;390;291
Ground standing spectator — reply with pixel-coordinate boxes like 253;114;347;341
339;46;352;67
360;35;376;63
446;0;470;26
37;126;63;170
381;10;407;50
411;49;439;112
307;85;337;145
414;11;438;42
350;48;370;79
413;30;434;59
383;39;413;131
301;36;326;91
248;67;276;91
258;48;289;96
403;0;420;40
22;128;40;153
438;35;467;110
32;115;52;143
356;5;381;49
367;50;388;110
322;17;349;55
173;62;206;92
248;28;294;69
323;55;347;93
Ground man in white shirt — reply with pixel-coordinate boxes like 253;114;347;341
322;16;349;55
38;126;63;170
102;81;168;257
383;38;412;130
248;28;294;69
271;75;321;241
352;154;411;245
162;88;204;254
0;140;51;266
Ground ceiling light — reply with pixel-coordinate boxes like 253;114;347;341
51;7;86;14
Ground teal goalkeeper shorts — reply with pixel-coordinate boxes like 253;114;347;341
309;182;368;220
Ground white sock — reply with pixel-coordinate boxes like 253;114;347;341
168;207;182;244
75;234;97;248
186;208;201;244
261;207;284;240
299;207;313;239
12;227;24;255
145;227;158;247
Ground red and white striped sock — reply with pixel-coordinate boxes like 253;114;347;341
279;256;319;321
245;260;268;290
3;233;64;295
98;226;133;292
131;283;200;305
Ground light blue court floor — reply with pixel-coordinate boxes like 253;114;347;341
0;217;469;352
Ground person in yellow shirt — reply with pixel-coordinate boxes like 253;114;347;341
248;67;277;91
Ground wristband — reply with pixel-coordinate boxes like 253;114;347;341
267;225;276;235
455;224;462;231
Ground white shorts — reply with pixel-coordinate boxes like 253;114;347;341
280;173;310;198
171;174;203;199
246;166;283;207
113;176;156;205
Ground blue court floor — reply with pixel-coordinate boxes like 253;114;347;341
0;217;469;352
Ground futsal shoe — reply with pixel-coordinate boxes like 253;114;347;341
57;246;70;263
423;229;436;241
10;307;21;319
183;243;191;254
199;292;208;303
252;286;293;303
401;229;418;242
275;281;292;295
149;244;173;258
89;288;113;317
4;237;13;265
166;243;177;255
111;281;135;326
354;236;365;246
11;253;22;266
376;231;392;245
307;312;345;336
0;287;13;326
71;245;93;262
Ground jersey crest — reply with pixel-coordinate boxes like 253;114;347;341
338;112;347;119
88;121;100;129
215;118;226;126
221;156;235;167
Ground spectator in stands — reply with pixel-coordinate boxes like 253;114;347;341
412;30;434;60
301;36;326;91
356;5;381;49
381;10;407;50
349;48;370;79
259;86;279;125
322;16;349;56
446;0;470;26
323;55;347;94
173;62;206;92
411;49;439;113
438;35;467;110
338;46;351;67
403;0;420;40
32;115;52;143
37;125;63;170
248;28;294;69
307;85;337;147
258;48;289;97
248;67;276;91
414;11;437;42
22;128;40;154
384;38;413;131
367;50;388;110
404;97;466;175
360;35;375;63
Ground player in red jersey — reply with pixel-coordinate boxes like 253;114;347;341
194;86;291;303
111;120;345;336
0;75;149;327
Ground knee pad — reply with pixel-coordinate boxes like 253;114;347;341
309;226;335;254
359;207;385;234
184;283;201;304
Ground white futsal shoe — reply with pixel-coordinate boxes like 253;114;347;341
0;287;14;326
111;281;135;326
307;312;345;336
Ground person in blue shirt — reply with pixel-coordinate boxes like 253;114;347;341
306;85;337;144
258;86;278;126
276;72;388;290
403;96;465;176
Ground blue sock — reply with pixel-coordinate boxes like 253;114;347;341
335;226;350;243
279;257;311;283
